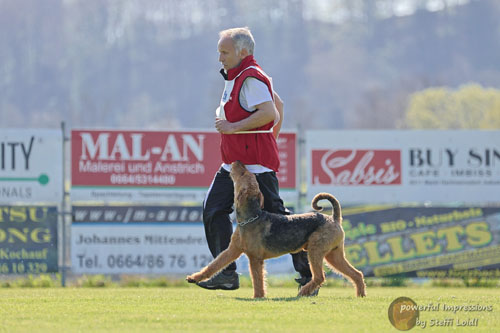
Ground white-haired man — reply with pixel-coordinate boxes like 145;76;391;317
198;27;316;295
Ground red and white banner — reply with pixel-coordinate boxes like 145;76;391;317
276;133;296;189
311;149;401;186
71;130;221;202
71;129;296;203
307;130;500;204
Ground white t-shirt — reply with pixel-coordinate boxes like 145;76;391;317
221;77;274;174
239;77;273;111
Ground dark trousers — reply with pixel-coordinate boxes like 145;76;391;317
202;167;312;277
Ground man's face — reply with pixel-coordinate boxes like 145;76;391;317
218;36;244;71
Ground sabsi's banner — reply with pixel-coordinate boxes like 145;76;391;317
71;130;296;203
0;129;62;203
307;130;500;204
342;206;500;278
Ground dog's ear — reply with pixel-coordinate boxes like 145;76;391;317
236;189;244;204
259;192;264;208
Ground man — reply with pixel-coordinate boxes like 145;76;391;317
198;27;315;294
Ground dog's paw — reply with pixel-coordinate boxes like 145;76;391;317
298;287;314;297
186;275;198;283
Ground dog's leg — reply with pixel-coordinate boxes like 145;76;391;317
325;246;366;297
248;256;266;298
187;238;243;283
298;248;326;297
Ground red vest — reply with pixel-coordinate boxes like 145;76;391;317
218;56;280;171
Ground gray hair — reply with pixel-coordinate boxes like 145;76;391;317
219;27;255;55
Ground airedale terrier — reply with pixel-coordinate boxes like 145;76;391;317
187;161;366;298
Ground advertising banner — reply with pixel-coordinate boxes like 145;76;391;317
307;130;500;204
342;206;500;278
0;206;58;274
0;129;62;203
276;133;297;202
71;205;294;274
71;130;296;203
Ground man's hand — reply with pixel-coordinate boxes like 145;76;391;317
215;118;237;134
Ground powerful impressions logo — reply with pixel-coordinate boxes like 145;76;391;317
388;297;419;330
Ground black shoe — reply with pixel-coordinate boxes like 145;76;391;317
196;271;239;290
296;276;319;297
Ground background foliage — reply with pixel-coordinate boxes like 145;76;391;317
405;84;500;128
1;0;499;130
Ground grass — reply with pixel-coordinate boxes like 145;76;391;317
3;273;498;289
1;285;499;332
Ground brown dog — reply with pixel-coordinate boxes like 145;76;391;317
187;160;366;298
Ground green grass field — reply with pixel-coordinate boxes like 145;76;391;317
1;285;499;332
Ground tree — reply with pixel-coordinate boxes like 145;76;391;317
404;83;500;129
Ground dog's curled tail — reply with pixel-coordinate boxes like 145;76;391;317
311;193;342;222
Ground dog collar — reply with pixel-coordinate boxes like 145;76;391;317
237;213;260;227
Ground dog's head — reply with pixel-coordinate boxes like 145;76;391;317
230;161;264;211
